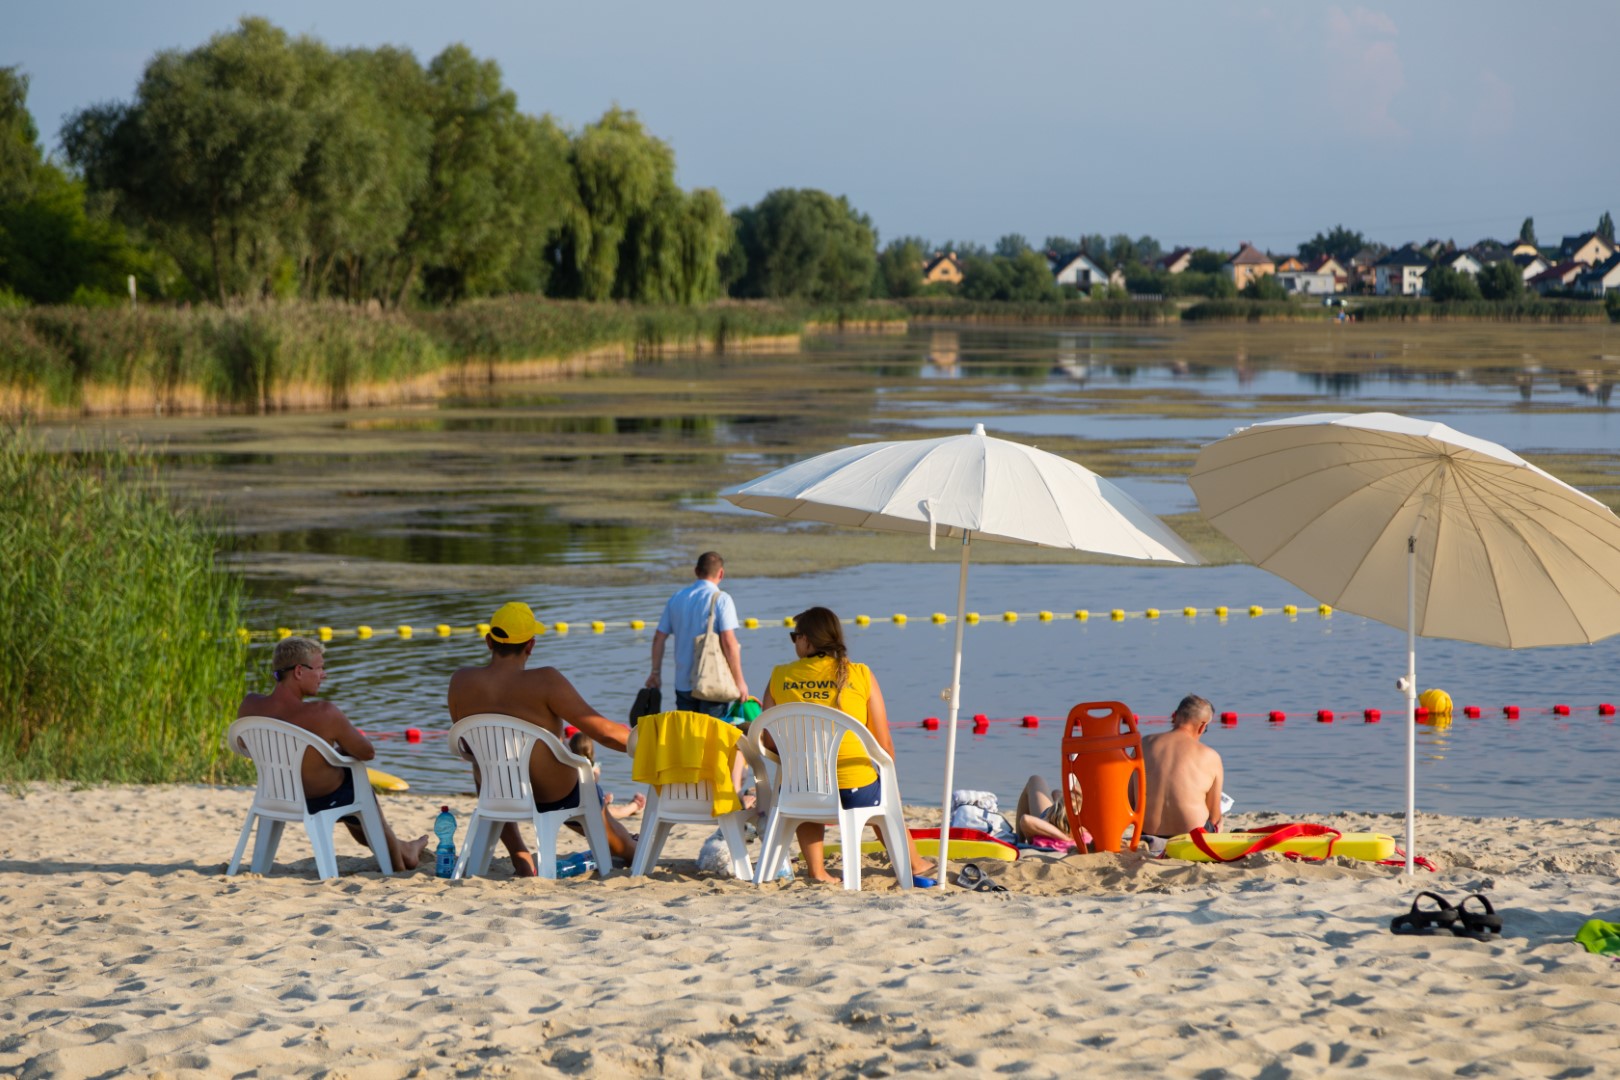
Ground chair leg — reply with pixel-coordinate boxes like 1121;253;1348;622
754;811;787;885
580;808;613;879
462;815;500;879
533;814;561;879
838;811;862;891
355;798;395;876
717;812;753;881
228;812;256;875
251;819;285;875
882;805;914;889
452;812;480;880
629;810;665;877
306;814;340;880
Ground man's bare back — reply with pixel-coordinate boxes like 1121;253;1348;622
1141;696;1224;838
447;662;629;804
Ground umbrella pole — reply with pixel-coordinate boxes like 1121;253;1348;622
1405;536;1417;875
937;533;972;887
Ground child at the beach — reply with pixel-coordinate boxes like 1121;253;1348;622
570;731;645;819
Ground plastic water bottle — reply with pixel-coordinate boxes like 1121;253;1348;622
433;806;457;878
555;851;597;878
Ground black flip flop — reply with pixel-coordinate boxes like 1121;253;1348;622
1391;891;1460;935
1452;893;1502;940
955;862;1008;894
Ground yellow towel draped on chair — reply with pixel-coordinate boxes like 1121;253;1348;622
630;710;744;816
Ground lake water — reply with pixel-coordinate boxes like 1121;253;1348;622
59;321;1620;818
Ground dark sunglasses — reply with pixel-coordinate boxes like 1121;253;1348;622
787;630;802;642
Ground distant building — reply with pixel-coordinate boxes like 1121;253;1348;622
1375;245;1430;296
922;252;963;285
1509;239;1541;259
1529;260;1586;294
1224;243;1276;289
1274;255;1305;273
1276;270;1337;296
1303;254;1347;292
1050;251;1115;292
1558;232;1615;267
1575;253;1620;296
1348;247;1384;291
1439;251;1485;276
1471;239;1511;263
1512;252;1550;282
1155;248;1193;274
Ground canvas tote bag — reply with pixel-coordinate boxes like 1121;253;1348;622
690;590;739;702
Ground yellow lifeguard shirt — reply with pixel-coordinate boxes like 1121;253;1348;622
768;655;878;789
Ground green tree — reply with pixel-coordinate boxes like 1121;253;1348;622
1598;211;1615;244
876;236;926;298
960;250;1059;302
1;67;41;205
1188;248;1227;274
1240;273;1289;301
994;233;1030;258
1478;260;1525;301
1519;217;1537;245
1299;225;1367;264
730;188;877;303
1424;265;1481;302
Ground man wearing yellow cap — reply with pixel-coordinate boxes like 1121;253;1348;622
448;602;637;875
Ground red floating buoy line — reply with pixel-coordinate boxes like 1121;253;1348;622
896;701;1619;732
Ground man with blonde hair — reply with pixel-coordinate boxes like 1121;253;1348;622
448;601;636;877
237;636;431;871
1140;694;1225;848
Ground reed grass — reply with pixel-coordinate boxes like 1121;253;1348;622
0;426;250;783
897;297;1180;323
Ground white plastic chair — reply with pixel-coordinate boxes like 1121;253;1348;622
447;713;612;880
225;716;395;880
626;717;752;879
744;702;914;890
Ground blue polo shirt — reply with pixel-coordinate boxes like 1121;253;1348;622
657;579;740;692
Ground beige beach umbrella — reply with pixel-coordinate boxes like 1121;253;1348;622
721;423;1201;880
1189;411;1620;871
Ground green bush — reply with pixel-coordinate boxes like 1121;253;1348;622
0;426;249;783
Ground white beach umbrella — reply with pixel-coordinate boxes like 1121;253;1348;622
1189;411;1620;871
721;423;1201;879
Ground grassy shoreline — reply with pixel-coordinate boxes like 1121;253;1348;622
0;299;908;419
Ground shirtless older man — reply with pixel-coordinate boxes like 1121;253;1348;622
238;637;431;871
1141;694;1225;849
448;601;636;877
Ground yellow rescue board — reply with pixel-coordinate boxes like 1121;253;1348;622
367;768;409;793
826;837;1018;862
1164;831;1394;862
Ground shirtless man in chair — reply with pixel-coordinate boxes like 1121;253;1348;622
1140;694;1225;854
448;602;637;877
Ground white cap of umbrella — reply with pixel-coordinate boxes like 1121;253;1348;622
723;424;1199;881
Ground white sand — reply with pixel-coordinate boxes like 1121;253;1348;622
1;785;1617;1078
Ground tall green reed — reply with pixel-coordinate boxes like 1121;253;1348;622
0;426;250;783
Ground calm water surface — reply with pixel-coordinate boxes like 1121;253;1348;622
70;323;1620;818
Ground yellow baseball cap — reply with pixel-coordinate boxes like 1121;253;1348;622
488;601;539;645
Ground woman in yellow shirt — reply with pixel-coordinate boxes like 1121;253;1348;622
760;606;936;887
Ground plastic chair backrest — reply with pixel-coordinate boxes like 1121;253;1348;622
1060;701;1145;853
228;716;337;815
450;713;589;816
748;703;894;813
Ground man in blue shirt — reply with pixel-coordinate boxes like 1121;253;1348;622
646;551;749;717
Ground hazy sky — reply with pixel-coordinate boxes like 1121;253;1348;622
10;2;1616;251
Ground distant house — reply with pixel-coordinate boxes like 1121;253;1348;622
1276;270;1337;296
1051;251;1112;291
1575;253;1620;296
1439;251;1484;276
1303;254;1347;292
1512;252;1550;281
1558;232;1615;267
1224;243;1276;289
1471;239;1510;263
1375;245;1430;296
1509;239;1541;259
1155;248;1193;274
1529;260;1586;294
1275;255;1305;273
1348;247;1384;291
922;252;964;285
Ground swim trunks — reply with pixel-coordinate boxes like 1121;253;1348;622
305;769;359;821
533;781;608;814
838;777;883;810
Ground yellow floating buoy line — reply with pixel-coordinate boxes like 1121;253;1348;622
232;603;1334;643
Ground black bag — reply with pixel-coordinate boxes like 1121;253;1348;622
630;686;661;727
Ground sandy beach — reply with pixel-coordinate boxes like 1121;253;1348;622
1;785;1617;1078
